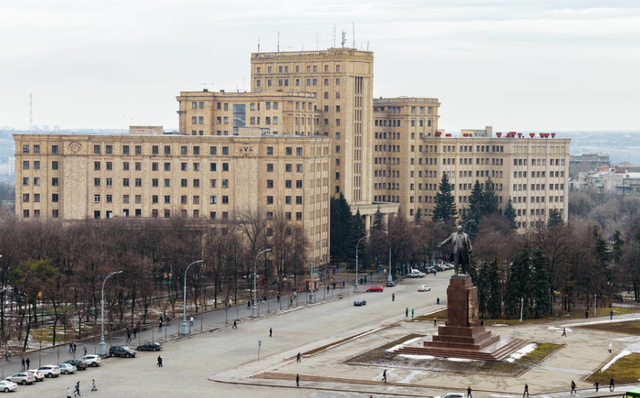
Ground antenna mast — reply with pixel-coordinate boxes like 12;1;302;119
341;30;346;48
333;26;336;48
277;31;280;51
258;36;260;53
29;93;33;131
352;23;355;48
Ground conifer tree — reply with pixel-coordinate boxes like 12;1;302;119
373;206;385;231
481;177;499;216
468;180;483;220
330;194;353;263
505;244;532;319
547;208;563;228
533;249;552;318
503;197;517;230
414;208;422;223
433;173;458;223
487;258;504;319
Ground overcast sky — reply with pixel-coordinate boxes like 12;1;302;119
1;0;639;132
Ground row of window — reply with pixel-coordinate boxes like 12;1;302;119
256;77;341;89
514;171;565;178
514;158;566;166
266;196;304;205
375;106;434;115
256;64;342;74
512;184;565;191
22;145;59;154
512;196;564;204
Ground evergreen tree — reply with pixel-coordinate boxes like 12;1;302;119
476;262;490;317
372;206;385;231
547;208;563;228
433;173;458;223
487;258;504;319
347;210;367;271
414;208;422;223
468;180;483;219
481;177;499;216
330;194;353;263
504;244;533;319
503;197;517;230
532;249;552;318
612;229;624;264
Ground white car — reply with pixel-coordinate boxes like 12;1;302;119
437;394;464;398
81;355;101;367
25;370;44;382
418;285;432;292
0;380;18;392
5;372;34;385
408;270;424;278
37;365;61;378
57;363;77;374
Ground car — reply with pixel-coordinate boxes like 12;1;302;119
57;363;76;374
109;346;137;358
5;373;34;385
408;270;424;278
353;298;367;306
25;370;44;382
80;355;101;367
437;394;464;398
0;380;18;392
418;285;432;292
366;285;384;292
385;281;396;287
37;365;60;378
433;265;444;272
444;263;455;270
136;342;162;352
65;359;87;371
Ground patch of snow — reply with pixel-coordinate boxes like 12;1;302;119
564;317;640;328
505;343;537;362
399;354;474;362
548;326;572;333
491;324;508;327
601;349;631;372
447;357;472;362
386;337;422;352
399;370;423;383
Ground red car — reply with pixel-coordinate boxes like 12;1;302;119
366;285;384;292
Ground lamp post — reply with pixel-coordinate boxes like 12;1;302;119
354;235;369;292
181;260;204;335
519;297;524;323
594;294;597;317
98;270;122;356
252;249;271;318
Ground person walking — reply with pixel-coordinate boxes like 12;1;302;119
437;297;440;305
73;342;77;353
247;301;251;310
610;310;613;320
91;379;97;392
561;327;567;337
411;309;414;318
26;358;30;369
523;383;529;397
434;318;437;327
67;387;72;398
405;308;408;317
382;369;387;383
296;374;299;387
158;319;163;332
297;352;301;363
609;377;615;391
570;380;576;395
594;379;599;392
269;328;273;337
157;355;163;367
21;357;25;370
232;320;237;329
74;380;81;397
69;342;73;353
467;386;472;398
608;342;613;353
190;316;194;326
83;346;87;356
392;293;395;301
127;330;131;343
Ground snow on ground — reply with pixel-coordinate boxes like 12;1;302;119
613;335;640;352
601;349;632;371
399;354;473;362
399;370;424;383
386;337;422;352
564;316;640;328
505;343;537;363
548;326;573;333
491;323;508;327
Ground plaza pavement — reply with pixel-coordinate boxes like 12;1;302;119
4;269;640;398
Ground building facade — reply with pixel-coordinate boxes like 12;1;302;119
569;153;610;179
14;128;331;265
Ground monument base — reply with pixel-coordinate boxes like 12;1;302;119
396;276;528;361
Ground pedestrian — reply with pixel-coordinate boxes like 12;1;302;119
481;318;484;327
74;380;81;397
127;331;131;342
342;281;345;288
434;318;437;327
3;352;7;362
570;380;576;395
608;342;613;353
67;387;72;398
382;369;387;383
157;355;163;367
290;296;293;304
247;301;251;309
405;308;408;317
133;326;137;339
296;374;300;387
232;320;237;329
190;316;194;326
392;293;395;301
561;327;567;337
523;383;529;397
158;319;163;332
610;309;613;320
467;385;472;398
83;346;87;356
73;342;77;353
91;379;97;392
609;377;615;391
26;358;30;369
327;286;330;293
269;327;273;337
411;309;414;318
21;357;25;370
297;352;301;363
69;342;73;353
585;310;588;319
437;297;440;305
594;379;599;392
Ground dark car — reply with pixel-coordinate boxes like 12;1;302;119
136;342;162;352
108;346;137;358
65;359;87;371
353;298;367;306
386;281;396;287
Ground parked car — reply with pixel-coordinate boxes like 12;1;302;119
418;285;432;292
109;346;137;358
444;263;455;270
433;265;444;272
136;342;162;352
57;363;76;374
37;365;60;378
408;270;424;278
437;394;464;398
80;355;101;367
385;281;396;287
0;380;18;392
353;298;367;306
5;373;34;385
65;359;87;371
24;370;44;382
366;285;384;292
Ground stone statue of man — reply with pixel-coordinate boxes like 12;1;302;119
438;225;472;275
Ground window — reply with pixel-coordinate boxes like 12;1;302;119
94;162;100;171
267;164;274;172
123;178;130;187
23;193;30;202
164;195;171;204
210;163;217;171
222;196;229;204
152;209;159;217
181;163;188;171
93;145;101;154
34;161;40;170
210;179;216;188
164;209;170;218
52;210;59;218
152;195;158;203
296;164;303;172
52;161;58;170
193;146;200;155
286;147;292;156
285;164;292;172
164;163;171;171
22;145;29;153
181;146;188;155
106;145;113;154
135;162;141;171
152;146;159;155
210;146;217;155
23;177;29;186
181;179;189;187
123;145;130;155
164;146;171;155
23;210;29;218
52;193;59;203
192;116;197;124
296;180;303;188
267;196;274;204
296;196;303;204
193;179;200;187
123;162;130;171
222;179;229;188
267;146;274;155
135;178;142;187
222;163;229;171
106;162;113;170
94;178;101;186
164;179;171;187
94;194;101;203
94;211;100;219
210;195;217;204
52;145;58;154
52;177;59;186
267;180;274;188
222;146;229;155
296;147;303;156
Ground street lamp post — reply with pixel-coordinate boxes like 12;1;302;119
354;235;369;292
98;271;122;356
181;260;204;335
519;297;524;323
252;249;271;318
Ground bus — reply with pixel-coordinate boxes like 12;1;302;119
626;389;640;398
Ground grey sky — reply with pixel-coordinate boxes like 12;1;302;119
1;0;639;132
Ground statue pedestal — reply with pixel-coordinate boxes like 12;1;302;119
395;275;528;361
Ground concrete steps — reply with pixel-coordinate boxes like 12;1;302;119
395;337;529;361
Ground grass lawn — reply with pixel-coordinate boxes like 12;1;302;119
587;353;640;384
577;320;640;335
303;330;374;357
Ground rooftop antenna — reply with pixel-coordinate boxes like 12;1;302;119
333;26;336;48
258;36;260;53
316;32;319;50
341;30;346;48
29;93;33;131
277;31;280;51
367;41;370;51
352;23;355;48
202;83;213;92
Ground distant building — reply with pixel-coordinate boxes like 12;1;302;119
619;172;640;194
573;166;625;193
569;153;610;179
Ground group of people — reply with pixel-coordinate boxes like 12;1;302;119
66;380;97;397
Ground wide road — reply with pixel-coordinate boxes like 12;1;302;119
4;270;451;398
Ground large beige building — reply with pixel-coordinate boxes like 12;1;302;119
14;126;332;265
